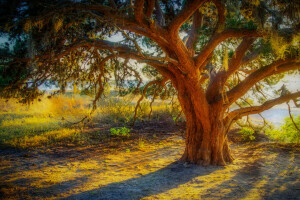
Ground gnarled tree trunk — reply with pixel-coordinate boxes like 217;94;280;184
177;82;234;166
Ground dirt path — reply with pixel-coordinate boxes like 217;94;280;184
0;133;300;200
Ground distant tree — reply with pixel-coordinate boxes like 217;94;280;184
0;0;299;165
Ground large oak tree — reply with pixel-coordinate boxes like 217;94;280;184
0;0;299;165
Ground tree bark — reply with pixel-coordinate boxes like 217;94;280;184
177;83;234;166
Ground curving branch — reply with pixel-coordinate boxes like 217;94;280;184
225;91;300;124
226;38;256;76
123;58;143;91
48;39;134;60
132;77;169;125
206;38;255;102
224;60;300;107
38;2;171;55
195;29;261;70
287;102;300;133
168;0;207;37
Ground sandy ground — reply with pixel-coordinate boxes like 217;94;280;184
0;123;299;200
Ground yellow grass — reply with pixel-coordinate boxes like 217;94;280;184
0;93;182;149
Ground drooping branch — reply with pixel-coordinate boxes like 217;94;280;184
17;37;179;75
225;91;300;125
50;39;133;59
148;87;158;120
67;53;115;125
38;2;171;55
123;58;143;91
132;77;169;125
287;102;300;133
224;60;300;107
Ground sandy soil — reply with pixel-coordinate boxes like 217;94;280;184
0;122;299;200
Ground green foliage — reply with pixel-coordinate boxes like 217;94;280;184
266;115;300;143
110;127;130;137
142;65;160;79
0;39;29;87
238;127;256;142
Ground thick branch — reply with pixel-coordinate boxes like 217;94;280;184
168;0;207;37
206;38;255;102
43;2;171;57
212;0;225;30
134;0;145;23
146;0;155;18
186;10;203;55
226;91;300;122
227;38;255;76
195;29;261;70
225;60;300;107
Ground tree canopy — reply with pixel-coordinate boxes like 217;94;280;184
0;0;300;165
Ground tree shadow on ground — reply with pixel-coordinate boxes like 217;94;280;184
63;162;221;200
200;144;300;200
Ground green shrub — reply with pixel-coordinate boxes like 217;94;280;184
266;115;300;143
110;127;130;137
238;127;256;142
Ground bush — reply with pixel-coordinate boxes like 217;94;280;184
110;127;130;137
238;127;256;142
266;115;300;143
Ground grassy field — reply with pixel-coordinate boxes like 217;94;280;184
0;94;182;149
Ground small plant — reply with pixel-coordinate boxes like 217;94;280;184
138;137;145;148
110;127;130;137
238;127;256;142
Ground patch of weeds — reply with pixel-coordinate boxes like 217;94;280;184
138;137;145;148
110;127;130;137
